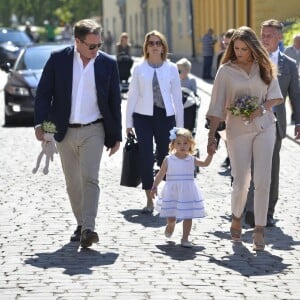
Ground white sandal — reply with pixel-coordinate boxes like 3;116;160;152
181;239;193;248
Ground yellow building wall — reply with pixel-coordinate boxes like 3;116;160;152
126;0;143;48
102;0;299;57
102;0;122;53
170;1;192;57
193;0;300;56
251;0;300;34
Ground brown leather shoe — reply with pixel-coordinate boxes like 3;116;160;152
80;229;99;248
70;225;82;242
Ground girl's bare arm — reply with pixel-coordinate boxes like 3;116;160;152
195;154;213;167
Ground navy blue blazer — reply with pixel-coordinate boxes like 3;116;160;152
34;46;122;148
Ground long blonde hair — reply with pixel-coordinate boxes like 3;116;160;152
169;128;196;155
221;26;276;85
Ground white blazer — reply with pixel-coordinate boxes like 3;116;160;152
126;59;184;128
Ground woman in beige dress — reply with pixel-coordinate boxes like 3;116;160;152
206;26;283;251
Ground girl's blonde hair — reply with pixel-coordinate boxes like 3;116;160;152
169;128;196;155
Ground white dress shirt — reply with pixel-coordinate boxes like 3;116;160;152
269;48;280;66
69;49;102;124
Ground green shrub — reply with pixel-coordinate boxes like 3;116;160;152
283;17;300;47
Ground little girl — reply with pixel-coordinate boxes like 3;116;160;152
150;127;213;248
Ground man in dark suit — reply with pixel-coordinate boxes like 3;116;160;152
34;19;122;248
245;19;300;227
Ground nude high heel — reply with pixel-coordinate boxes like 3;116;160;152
230;214;242;241
252;227;265;251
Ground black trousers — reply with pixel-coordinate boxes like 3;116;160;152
133;106;176;190
202;56;213;79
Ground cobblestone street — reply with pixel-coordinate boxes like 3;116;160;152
0;68;300;299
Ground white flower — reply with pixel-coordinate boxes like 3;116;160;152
42;121;57;133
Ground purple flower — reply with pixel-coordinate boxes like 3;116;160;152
228;96;259;118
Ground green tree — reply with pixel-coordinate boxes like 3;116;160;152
0;0;102;26
283;17;300;47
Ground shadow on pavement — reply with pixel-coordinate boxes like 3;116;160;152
208;242;291;277
120;209;166;228
154;241;205;261
266;226;300;251
210;225;298;277
24;242;119;276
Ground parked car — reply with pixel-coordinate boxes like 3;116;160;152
1;43;70;125
0;27;33;66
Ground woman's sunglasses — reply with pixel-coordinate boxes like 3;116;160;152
148;40;162;47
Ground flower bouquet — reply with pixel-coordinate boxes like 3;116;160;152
42;121;57;133
227;95;259;125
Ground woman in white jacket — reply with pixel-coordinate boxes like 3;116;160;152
126;30;184;213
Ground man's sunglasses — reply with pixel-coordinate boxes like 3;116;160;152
81;40;102;50
148;40;162;47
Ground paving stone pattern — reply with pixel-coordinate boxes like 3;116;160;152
0;66;299;299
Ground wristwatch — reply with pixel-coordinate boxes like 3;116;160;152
260;104;266;115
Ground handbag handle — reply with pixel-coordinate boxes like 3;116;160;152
124;133;138;151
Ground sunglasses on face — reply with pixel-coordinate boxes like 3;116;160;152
148;40;162;47
81;40;102;50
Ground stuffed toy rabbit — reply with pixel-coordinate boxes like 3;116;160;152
33;122;58;175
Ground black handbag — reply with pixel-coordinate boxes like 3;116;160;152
120;133;141;187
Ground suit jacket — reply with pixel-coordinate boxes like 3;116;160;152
34;46;122;148
275;52;300;139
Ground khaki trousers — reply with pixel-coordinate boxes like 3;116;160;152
56;123;105;231
227;123;276;226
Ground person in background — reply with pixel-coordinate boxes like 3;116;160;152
284;33;300;123
61;23;73;41
201;28;217;80
104;30;113;54
151;127;213;248
44;20;55;42
116;32;133;85
215;28;235;169
176;57;197;95
126;30;183;214
284;33;300;67
116;32;132;59
245;19;300;228
206;26;283;251
25;21;35;42
34;19;122;248
216;28;235;70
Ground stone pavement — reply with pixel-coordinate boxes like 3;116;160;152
0;66;300;300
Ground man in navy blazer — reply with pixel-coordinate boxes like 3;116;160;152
245;19;300;228
34;19;122;248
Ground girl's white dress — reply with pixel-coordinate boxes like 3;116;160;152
155;154;206;219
